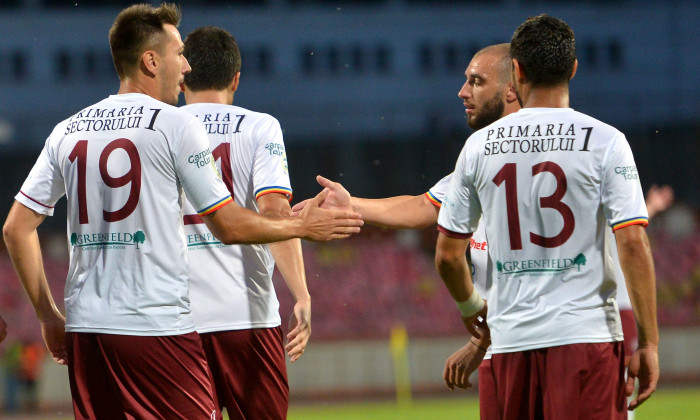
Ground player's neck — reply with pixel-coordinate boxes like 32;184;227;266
184;89;234;106
117;77;162;101
520;84;570;109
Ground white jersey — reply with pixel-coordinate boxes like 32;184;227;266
438;108;648;353
429;174;492;357
16;93;232;335
428;174;490;299
180;103;292;333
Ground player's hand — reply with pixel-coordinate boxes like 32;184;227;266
286;299;311;363
298;188;363;241
645;184;674;219
0;315;7;343
461;302;488;339
443;336;488;391
291;175;354;215
40;309;67;365
626;345;659;410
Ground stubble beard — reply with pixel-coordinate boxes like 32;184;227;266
468;91;505;130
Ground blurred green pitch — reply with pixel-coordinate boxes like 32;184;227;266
285;387;700;420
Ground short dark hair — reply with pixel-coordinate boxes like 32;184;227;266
109;3;181;79
510;14;576;87
474;43;511;85
183;26;241;91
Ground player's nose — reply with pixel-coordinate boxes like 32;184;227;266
458;81;471;99
182;56;192;74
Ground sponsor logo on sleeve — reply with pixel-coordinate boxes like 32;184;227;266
265;143;286;156
614;166;639;180
188;149;212;168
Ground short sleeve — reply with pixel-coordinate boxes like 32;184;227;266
425;174;452;208
175;118;232;215
15;137;65;216
252;116;292;201
437;143;481;238
600;132;648;231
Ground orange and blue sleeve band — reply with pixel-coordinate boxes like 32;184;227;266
425;191;442;208
198;196;233;216
611;217;649;232
255;186;293;202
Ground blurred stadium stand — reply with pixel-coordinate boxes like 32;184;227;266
1;221;698;345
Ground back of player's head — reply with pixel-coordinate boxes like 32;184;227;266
183;26;241;92
109;3;181;79
510;14;576;87
474;43;512;85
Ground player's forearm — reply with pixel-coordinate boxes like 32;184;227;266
436;256;475;302
205;203;304;245
351;195;438;229
435;235;474;302
269;238;310;303
616;226;659;347
3;219;60;320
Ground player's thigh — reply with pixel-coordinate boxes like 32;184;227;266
66;332;123;420
578;342;627;420
478;358;501;420
490;350;538;420
541;342;626;420
97;332;217;419
201;327;288;420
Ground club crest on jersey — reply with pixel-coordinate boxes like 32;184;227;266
496;253;586;277
282;151;289;174
69;231;146;250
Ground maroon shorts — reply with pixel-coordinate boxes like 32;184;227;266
487;342;627;420
66;331;217;420
620;309;638;361
478;358;500;420
199;327;288;420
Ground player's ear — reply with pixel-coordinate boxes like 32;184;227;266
230;72;241;93
504;81;518;104
140;50;158;77
512;58;526;84
569;59;578;80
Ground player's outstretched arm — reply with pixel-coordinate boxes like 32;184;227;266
291;175;439;229
435;232;486;339
0;315;7;343
3;202;67;365
352;194;439;229
615;224;659;410
204;188;363;244
258;194;311;363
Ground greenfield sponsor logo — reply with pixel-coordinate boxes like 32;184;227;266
186;232;228;250
496;253;586;276
70;231;146;249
